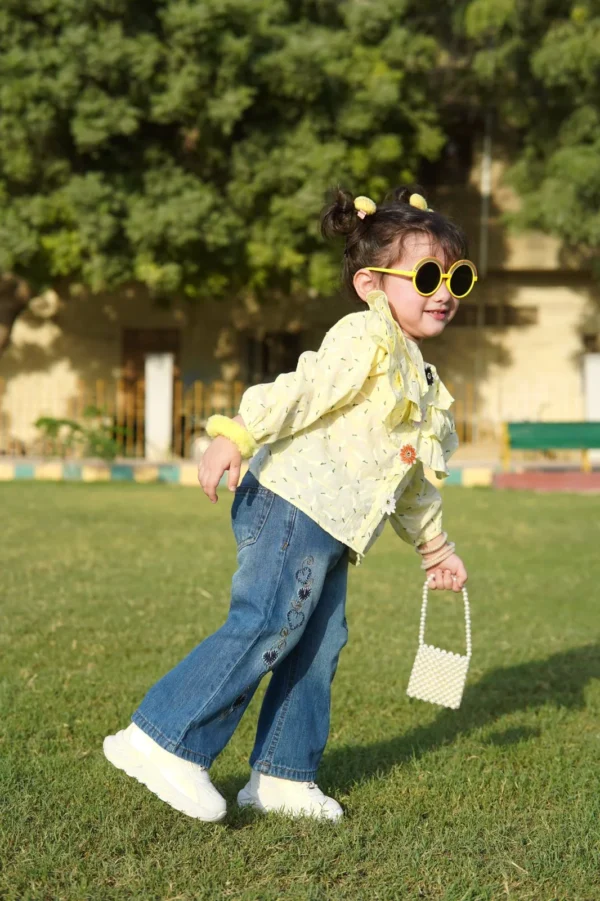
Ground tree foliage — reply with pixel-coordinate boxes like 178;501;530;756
0;0;451;340
2;0;600;354
458;0;600;260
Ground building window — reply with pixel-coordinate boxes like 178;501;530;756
452;304;539;327
245;332;302;384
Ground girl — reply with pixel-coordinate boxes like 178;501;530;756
103;186;471;823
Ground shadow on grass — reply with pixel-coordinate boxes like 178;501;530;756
318;643;600;793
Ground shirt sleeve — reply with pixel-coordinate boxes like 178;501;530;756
239;313;374;446
388;463;443;547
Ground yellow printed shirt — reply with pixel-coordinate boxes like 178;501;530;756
239;290;459;566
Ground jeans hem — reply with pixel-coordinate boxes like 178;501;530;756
251;759;318;782
131;711;214;768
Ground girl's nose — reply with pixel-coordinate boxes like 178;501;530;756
432;283;451;302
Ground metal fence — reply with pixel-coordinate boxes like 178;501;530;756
0;376;478;458
0;378;245;459
445;381;476;444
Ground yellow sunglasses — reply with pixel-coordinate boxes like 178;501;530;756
367;257;478;299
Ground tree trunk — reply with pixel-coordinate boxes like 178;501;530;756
0;274;32;357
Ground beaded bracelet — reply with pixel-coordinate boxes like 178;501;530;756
206;415;258;459
421;539;455;564
420;541;456;571
421;539;454;564
420;542;455;571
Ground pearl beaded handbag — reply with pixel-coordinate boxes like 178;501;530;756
406;580;471;710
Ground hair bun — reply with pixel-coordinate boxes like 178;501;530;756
387;185;429;208
320;188;359;240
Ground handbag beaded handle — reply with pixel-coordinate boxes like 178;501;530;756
419;579;472;659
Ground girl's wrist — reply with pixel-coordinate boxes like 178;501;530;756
419;542;456;570
206;415;257;459
416;533;457;571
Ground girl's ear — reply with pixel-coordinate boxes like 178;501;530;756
353;268;381;302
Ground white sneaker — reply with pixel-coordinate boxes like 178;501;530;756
237;770;343;821
103;723;226;822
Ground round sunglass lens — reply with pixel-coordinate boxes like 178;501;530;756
449;264;474;298
415;261;441;295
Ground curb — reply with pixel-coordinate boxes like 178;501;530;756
0;459;498;487
3;460;597;491
0;460;200;486
494;470;600;493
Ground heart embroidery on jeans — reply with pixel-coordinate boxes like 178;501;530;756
287;608;305;630
263;649;279;668
295;566;312;585
298;586;312;602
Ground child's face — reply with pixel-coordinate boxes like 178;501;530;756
383;235;459;343
354;233;460;344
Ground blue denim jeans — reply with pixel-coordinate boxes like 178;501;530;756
132;472;349;782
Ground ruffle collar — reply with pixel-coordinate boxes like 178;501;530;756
364;289;458;475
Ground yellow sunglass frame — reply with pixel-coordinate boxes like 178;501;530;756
367;257;478;299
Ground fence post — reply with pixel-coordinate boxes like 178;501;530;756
135;380;145;458
173;379;183;457
183;384;194;458
194;381;204;427
501;423;511;473
582;448;591;473
233;380;244;414
0;377;4;453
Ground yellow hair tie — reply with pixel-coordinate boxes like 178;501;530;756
354;196;377;219
409;193;433;212
206;415;258;459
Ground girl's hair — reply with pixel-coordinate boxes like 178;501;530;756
320;185;468;304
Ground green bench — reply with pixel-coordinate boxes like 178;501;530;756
502;422;600;472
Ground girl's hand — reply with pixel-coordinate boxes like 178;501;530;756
198;436;242;503
426;553;468;593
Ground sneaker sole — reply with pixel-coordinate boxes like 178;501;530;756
236;787;342;821
103;733;226;822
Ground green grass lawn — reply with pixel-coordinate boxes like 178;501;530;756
1;482;599;901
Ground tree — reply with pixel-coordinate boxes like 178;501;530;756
0;0;455;356
457;0;600;263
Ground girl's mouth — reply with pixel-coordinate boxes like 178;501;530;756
426;310;448;321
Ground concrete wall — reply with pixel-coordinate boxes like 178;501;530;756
0;287;233;448
426;276;594;436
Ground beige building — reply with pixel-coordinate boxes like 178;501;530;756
1;149;598;459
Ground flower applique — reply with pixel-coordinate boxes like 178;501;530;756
399;444;417;465
382;495;397;516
